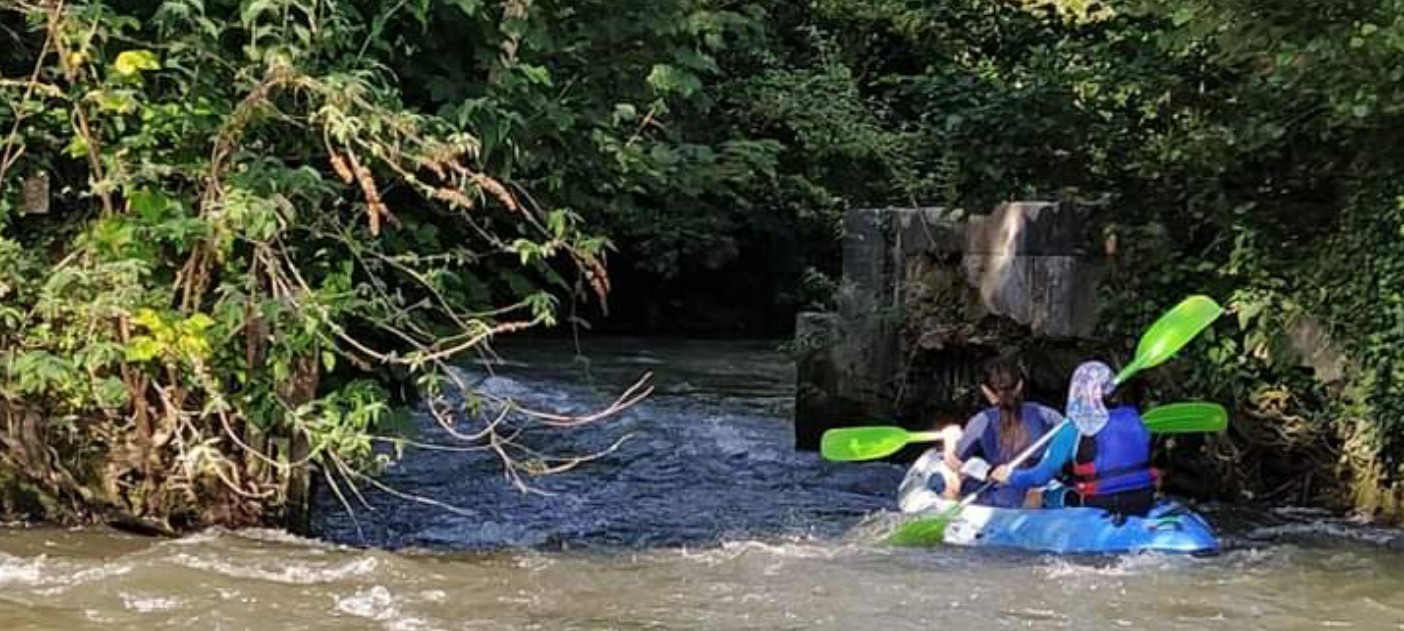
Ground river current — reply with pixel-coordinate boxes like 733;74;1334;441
2;338;1403;630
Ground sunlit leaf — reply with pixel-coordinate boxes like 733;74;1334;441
113;49;160;76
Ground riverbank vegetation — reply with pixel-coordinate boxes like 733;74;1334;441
2;0;1401;527
0;0;627;532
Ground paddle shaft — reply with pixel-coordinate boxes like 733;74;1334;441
907;430;944;443
955;418;1069;510
955;400;1226;506
828;401;1223;461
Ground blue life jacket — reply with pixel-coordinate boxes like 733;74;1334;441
974;403;1055;508
1068;406;1155;497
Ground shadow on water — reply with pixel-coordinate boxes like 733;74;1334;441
311;337;907;550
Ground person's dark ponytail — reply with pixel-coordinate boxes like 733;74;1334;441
984;357;1029;461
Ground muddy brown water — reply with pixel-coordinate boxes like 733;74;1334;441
3;338;1403;630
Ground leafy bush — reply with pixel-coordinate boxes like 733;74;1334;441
0;0;609;530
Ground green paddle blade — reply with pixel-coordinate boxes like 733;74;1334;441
888;505;961;546
820;426;941;462
1143;401;1228;434
889;516;950;546
1115;295;1223;385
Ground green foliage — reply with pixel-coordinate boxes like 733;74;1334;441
0;0;608;528
1;0;1401;523
1084;0;1404;504
377;0;864;330
686;0;1404;506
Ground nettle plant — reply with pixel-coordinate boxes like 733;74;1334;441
0;0;636;530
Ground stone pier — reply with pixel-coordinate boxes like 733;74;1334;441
794;202;1107;452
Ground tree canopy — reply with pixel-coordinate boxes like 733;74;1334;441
2;0;1401;525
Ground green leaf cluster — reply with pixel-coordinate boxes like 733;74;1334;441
0;0;605;528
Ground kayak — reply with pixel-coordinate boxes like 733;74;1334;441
893;448;1220;555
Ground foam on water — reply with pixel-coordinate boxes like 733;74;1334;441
169;551;380;584
677;536;855;566
1247;520;1402;546
1038;550;1194;578
0;552;43;586
335;585;437;631
119;592;183;613
33;562;135;597
0;551;141;597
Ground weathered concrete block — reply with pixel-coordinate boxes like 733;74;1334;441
21;173;49;215
793;311;850;451
965;202;1096;256
1285;315;1348;384
794;201;1107;451
960;202;1103;337
895;206;964;256
833;207;955;405
962;252;1102;338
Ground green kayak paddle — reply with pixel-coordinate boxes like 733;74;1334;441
821;426;945;462
1114;295;1223;386
821;400;1228;462
1141;401;1228;434
888;295;1224;546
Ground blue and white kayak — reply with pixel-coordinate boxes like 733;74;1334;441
894;449;1220;555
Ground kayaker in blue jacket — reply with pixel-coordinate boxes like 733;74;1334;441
935;357;1063;508
989;363;1157;517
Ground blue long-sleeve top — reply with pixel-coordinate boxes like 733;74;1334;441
954;403;1063;464
952;402;1062;507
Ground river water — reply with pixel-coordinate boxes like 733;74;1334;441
3;338;1404;630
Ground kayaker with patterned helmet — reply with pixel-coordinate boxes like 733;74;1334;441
933;355;1063;508
989;360;1158;517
